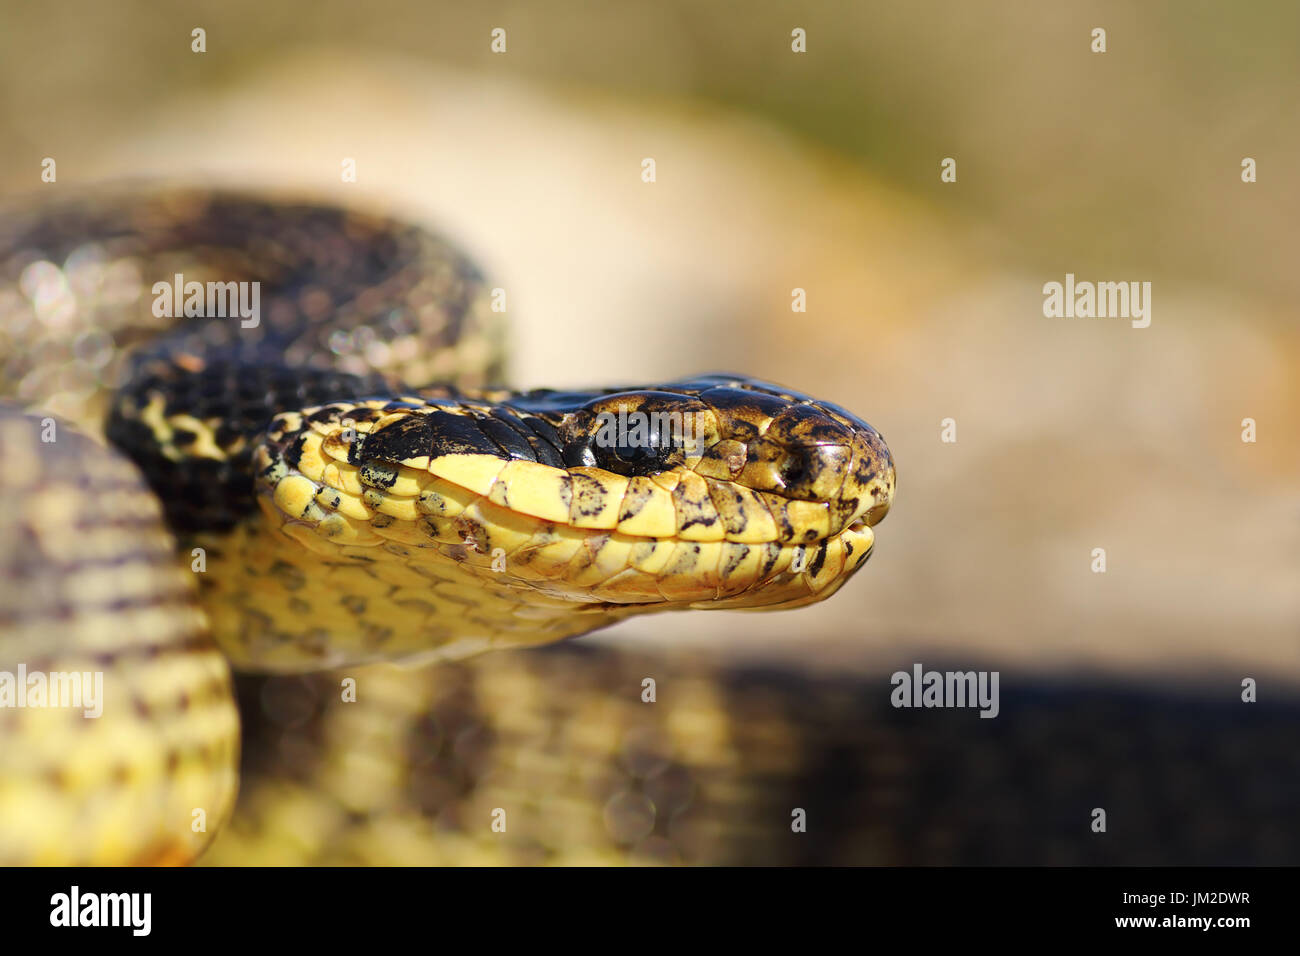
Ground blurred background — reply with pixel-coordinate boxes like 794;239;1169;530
0;1;1296;863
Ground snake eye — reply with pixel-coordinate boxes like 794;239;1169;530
615;442;653;463
589;420;676;477
591;440;674;476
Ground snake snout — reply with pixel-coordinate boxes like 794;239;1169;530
766;398;895;540
850;422;895;530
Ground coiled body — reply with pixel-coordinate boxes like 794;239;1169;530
216;649;1300;866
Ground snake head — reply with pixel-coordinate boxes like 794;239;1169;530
528;374;895;609
252;374;893;660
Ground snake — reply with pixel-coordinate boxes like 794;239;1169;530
3;190;1296;867
0;187;896;864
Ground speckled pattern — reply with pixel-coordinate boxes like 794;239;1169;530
1;189;1296;867
204;375;893;671
0;189;901;863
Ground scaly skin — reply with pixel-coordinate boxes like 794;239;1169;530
0;189;895;863
0;407;238;864
201;376;892;671
2;188;1296;868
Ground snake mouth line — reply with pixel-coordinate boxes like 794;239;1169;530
251;447;883;613
262;440;883;548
